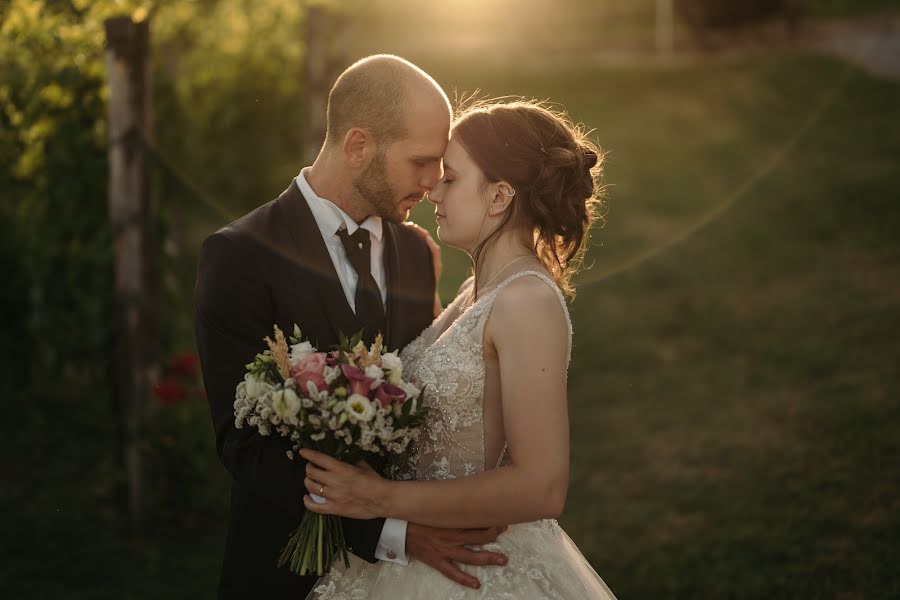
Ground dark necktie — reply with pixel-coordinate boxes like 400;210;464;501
337;227;386;341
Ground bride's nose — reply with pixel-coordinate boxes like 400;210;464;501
427;187;442;204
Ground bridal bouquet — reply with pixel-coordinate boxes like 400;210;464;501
233;325;426;577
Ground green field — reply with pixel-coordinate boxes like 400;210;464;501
4;51;898;598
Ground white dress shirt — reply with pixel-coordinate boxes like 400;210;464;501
295;169;409;566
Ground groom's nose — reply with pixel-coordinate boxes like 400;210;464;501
420;163;441;192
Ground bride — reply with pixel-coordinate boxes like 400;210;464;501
300;99;617;599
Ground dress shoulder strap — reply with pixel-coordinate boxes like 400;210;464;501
472;270;573;366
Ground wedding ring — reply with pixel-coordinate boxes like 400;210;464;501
319;484;325;496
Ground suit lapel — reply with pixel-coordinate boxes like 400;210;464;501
276;181;360;343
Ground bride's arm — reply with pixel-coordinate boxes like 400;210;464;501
302;278;571;528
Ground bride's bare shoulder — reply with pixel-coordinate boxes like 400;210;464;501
486;275;568;343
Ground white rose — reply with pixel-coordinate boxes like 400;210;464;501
364;364;384;382
272;387;301;420
381;352;402;371
346;393;375;422
244;373;273;398
290;341;315;364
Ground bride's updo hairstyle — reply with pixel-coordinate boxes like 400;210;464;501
453;99;605;298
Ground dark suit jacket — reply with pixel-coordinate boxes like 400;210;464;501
194;180;436;599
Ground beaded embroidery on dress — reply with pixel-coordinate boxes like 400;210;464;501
307;271;617;599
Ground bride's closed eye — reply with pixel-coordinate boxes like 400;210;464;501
440;177;454;185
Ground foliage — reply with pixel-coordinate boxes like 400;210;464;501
1;1;115;385
0;0;310;393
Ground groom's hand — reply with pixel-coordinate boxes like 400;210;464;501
405;522;508;590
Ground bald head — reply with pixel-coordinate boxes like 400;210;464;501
325;54;450;150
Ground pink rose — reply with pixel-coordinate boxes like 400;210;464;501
292;352;328;392
342;364;375;397
374;383;406;408
298;352;327;373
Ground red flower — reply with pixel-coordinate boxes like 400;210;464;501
342;364;374;397
153;377;187;405
374;383;406;408
171;353;198;377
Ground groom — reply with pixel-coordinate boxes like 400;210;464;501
195;55;507;598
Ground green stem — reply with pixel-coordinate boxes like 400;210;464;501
299;516;314;576
317;514;324;575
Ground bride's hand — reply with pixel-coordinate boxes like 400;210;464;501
299;448;386;520
403;221;442;284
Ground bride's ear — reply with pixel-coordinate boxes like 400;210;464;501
488;182;516;216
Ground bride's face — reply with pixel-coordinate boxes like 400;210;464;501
428;137;493;253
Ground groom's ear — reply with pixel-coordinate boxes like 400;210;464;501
343;127;373;168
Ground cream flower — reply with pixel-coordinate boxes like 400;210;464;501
382;352;403;384
272;387;301;420
244;373;273;398
346;393;375;422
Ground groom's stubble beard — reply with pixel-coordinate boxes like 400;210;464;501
353;149;403;224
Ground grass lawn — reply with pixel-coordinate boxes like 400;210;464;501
422;51;900;598
4;52;897;598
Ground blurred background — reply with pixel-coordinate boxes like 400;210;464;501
2;0;898;597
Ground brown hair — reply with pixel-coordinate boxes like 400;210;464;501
453;99;606;298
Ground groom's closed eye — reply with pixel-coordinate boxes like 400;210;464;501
412;156;441;168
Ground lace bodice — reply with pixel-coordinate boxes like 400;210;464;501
393;270;572;482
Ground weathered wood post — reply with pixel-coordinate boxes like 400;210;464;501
104;15;158;532
657;0;675;56
303;5;350;164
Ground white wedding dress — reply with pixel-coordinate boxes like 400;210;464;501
308;271;617;599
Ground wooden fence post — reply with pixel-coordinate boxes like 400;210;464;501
303;5;349;164
657;0;675;56
104;15;157;532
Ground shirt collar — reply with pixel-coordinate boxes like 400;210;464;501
296;168;383;241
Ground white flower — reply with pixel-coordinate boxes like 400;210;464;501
382;352;403;384
272;387;301;421
290;341;315;364
306;380;322;399
381;352;402;371
397;380;421;412
244;373;272;398
398;380;420;400
364;364;384;382
346;393;375;422
323;365;341;385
